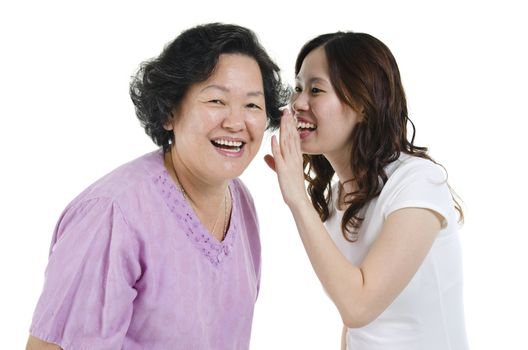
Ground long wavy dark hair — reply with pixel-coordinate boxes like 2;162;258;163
296;32;463;241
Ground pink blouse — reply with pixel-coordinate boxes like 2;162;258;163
30;149;261;349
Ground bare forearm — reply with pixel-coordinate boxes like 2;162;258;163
269;108;441;330
289;199;368;326
267;110;366;321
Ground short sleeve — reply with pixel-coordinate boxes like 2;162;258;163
30;197;142;349
382;161;454;229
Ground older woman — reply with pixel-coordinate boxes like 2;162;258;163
26;23;288;350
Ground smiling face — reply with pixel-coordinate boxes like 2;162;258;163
165;54;267;182
292;46;361;160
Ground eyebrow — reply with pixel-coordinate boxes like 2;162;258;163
295;77;329;85
200;84;264;97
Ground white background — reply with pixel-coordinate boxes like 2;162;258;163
1;0;527;348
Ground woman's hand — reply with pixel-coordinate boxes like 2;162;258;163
264;109;308;208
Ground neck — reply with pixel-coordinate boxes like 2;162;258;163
323;147;357;207
163;147;228;209
164;147;231;241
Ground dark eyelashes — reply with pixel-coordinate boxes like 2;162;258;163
207;100;262;110
294;87;325;94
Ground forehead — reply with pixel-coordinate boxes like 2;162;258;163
296;46;330;82
199;54;264;92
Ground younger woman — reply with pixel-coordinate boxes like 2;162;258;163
265;32;469;350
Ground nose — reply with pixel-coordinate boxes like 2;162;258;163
222;107;245;132
292;91;309;114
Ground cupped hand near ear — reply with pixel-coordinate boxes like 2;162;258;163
263;109;308;207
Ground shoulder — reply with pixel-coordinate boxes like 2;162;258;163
72;149;165;203
50;195;140;260
231;178;255;210
381;154;455;229
54;150;165;238
386;154;447;185
230;178;259;233
231;177;251;196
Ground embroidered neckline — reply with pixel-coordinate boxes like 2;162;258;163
153;170;238;267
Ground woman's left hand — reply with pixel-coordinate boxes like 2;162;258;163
264;109;308;208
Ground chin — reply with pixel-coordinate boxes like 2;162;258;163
214;162;248;180
300;145;322;155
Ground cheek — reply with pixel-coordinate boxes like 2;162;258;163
200;109;225;130
310;100;333;121
246;113;267;140
313;99;355;129
178;109;223;135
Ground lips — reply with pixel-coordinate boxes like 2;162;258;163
297;121;317;130
210;138;246;154
296;117;317;140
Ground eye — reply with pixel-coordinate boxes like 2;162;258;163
246;103;262;110
208;99;225;105
294;86;302;93
311;87;325;94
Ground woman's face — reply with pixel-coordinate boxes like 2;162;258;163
167;54;267;182
292;46;361;159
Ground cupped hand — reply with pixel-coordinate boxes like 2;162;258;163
264;109;308;208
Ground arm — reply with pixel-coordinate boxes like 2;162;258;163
266;111;443;328
289;199;440;327
28;199;139;348
26;336;62;350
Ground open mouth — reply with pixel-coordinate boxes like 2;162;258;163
297;121;317;132
210;139;246;153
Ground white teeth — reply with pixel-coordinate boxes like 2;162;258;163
212;139;244;153
213;139;243;147
297;122;316;129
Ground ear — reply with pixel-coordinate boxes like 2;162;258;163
358;106;366;121
163;111;176;131
163;122;174;131
263;154;276;172
350;104;365;122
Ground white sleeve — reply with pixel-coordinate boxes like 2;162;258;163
382;160;454;229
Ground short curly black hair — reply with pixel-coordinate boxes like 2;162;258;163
130;23;289;151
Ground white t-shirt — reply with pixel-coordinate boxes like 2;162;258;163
325;154;469;350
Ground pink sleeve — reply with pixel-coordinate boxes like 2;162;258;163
30;197;141;349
